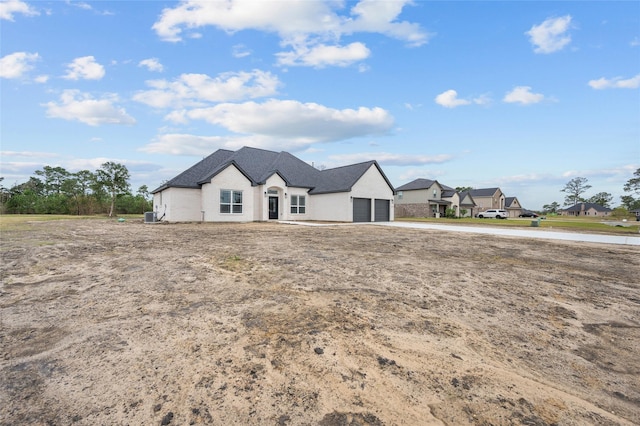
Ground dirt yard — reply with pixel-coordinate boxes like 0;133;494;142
1;219;638;425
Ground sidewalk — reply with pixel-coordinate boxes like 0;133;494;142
279;220;640;246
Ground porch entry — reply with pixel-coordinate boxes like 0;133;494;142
269;196;279;220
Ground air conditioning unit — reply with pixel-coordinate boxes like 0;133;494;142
144;211;158;223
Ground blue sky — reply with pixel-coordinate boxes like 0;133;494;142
1;0;638;210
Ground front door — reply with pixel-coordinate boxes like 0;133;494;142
269;196;279;220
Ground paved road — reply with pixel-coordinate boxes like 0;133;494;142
280;221;640;246
378;222;640;246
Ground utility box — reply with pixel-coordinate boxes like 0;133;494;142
144;211;157;223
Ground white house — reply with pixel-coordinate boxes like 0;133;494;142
151;147;395;223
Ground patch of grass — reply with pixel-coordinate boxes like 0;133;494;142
0;214;142;232
218;253;247;272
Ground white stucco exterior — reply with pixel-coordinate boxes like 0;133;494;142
153;157;394;223
311;192;351;221
154;152;394;222
153;187;201;222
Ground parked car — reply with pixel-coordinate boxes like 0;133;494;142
477;209;508;219
519;210;539;218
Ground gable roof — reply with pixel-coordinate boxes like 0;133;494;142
563;202;612;212
469;187;501;197
310;160;394;194
395;178;437;191
458;191;476;206
152;149;235;192
441;189;457;198
152;146;394;195
505;196;520;208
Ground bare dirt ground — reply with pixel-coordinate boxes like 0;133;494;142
1;219;639;425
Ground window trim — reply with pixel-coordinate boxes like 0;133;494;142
290;194;306;214
220;189;243;214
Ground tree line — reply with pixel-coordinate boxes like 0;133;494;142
542;168;640;214
0;162;152;216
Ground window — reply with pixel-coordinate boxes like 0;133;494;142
398;191;403;200
290;195;306;214
220;189;243;214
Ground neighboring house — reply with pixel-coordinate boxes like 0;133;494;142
469;188;506;216
631;209;640;220
561;203;612;217
504;196;523;218
394;178;476;218
151;146;395;223
458;191;477;218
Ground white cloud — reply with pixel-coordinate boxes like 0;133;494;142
277;42;370;68
588;74;640;90
181;99;394;143
0;150;59;158
133;70;281;108
503;86;545;105
0;51;39;79
232;44;251;58
435;90;471;108
63;56;105;80
65;157;159;173
66;1;92;10
43;90;136;126
562;164;638;180
64;1;113;15
138;58;164;72
434;89;490;108
526;15;572;54
140;133;242;156
344;0;429;47
141;132;327;155
34;74;49;83
330;151;453;166
152;0;428;67
141;100;394;154
0;0;38;20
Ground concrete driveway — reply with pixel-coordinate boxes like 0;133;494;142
376;221;640;246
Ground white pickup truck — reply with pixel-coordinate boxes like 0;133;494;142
477;209;508;219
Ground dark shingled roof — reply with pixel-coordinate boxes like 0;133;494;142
563;202;612;212
395;178;436;191
505;196;517;207
469;187;500;197
152;149;235;192
152;146;394;195
311;161;380;194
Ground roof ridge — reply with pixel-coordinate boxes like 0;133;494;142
322;160;375;172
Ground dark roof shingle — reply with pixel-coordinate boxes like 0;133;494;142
563;202;612;212
395;178;436;191
469;187;500;197
152;147;393;195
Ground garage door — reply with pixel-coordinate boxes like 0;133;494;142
374;199;390;222
352;198;371;222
